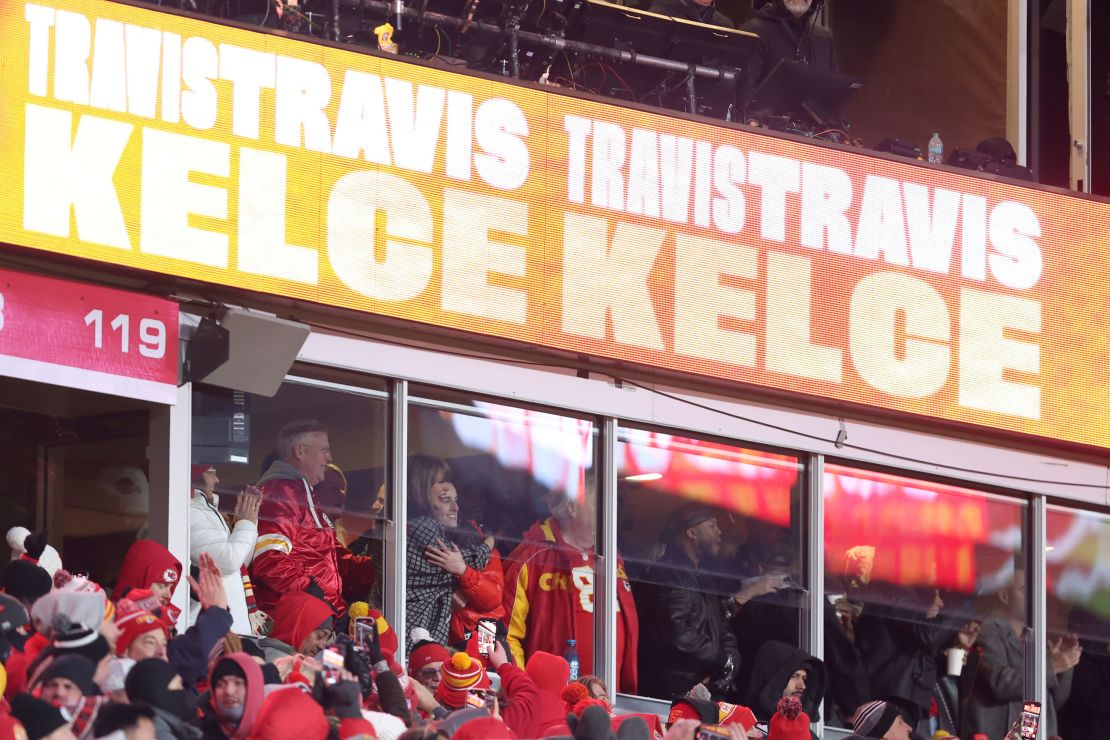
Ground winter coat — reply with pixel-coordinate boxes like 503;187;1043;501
198;653;267;740
738;1;838;112
189;490;256;634
962;616;1073;739
170;606;235;686
636;548;741;701
149;705;203;740
1058;649;1110;740
269;591;335;653
251;460;369;614
449;539;507;645
502;517;640;694
496;662;543;740
744;640;825;725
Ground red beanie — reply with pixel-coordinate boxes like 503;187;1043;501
115;610;167;657
562;683;589;715
454;717;517;739
525;651;570;696
249;688;330;740
769;696;811;740
434;652;490;710
191;464;215;483
409;641;450;673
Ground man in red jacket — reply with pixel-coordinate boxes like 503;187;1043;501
251;420;374;615
502;488;640;694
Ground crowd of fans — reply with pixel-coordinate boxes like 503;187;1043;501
0;419;1086;739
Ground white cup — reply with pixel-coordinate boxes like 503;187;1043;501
947;647;967;676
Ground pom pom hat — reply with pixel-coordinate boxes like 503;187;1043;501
434;651;490;709
853;700;901;739
770;695;811;740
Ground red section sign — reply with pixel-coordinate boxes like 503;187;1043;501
0;268;178;403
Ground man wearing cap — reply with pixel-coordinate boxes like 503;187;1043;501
409;638;451;692
637;503;741;701
34;655;109;738
189;464;263;635
852;700;913;740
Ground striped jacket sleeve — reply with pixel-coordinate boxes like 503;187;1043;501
502;548;531;668
251;495;311;595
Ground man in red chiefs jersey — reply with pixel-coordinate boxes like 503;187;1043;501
502;486;640;694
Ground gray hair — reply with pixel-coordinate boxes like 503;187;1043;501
277;420;329;461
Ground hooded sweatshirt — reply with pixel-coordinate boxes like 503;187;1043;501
247;686;376;740
201;654;266;740
269;592;335;654
744;640;826;725
739;0;838;103
525;651;572;737
113;541;183;620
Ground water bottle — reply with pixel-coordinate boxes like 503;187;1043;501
928;132;944;164
565;639;580;681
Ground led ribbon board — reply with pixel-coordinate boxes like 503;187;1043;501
1;0;1109;447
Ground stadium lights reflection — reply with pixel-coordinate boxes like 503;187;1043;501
624;473;664;482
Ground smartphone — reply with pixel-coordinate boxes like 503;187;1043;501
1017;701;1041;740
321;646;345;685
695;725;730;740
353;617;377;649
465;691;486;709
477;618;497;657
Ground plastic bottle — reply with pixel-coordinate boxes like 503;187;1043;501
928;132;944;165
565;639;580;681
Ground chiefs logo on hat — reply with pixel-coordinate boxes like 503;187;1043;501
163;568;178;583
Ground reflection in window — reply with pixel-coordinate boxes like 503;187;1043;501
1050;507;1110;739
823;465;1033;738
619;428;807;718
406;394;631;689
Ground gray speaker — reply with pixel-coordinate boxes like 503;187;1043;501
188;309;310;397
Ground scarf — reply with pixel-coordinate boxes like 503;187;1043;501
405;516;489;647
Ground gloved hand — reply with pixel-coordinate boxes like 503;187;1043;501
323;677;364;719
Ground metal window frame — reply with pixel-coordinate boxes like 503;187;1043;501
384;378;409;645
1068;0;1092;190
1009;0;1031;165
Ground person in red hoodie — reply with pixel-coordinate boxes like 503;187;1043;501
502;488;640;693
199;653;266;739
524;651;573;737
248;681;376;740
269;591;336;657
251;421;374;615
112;540;184;625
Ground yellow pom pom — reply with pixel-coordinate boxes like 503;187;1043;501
376;615;389;635
451;652;472;670
348;601;370;619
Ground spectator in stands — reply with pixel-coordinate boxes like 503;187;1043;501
188;464;265;635
408;634;451;692
503;485;640;694
268;591;335;658
745;640;826;730
739;0;839;113
852;700;914;740
648;0;734;28
197;653;266;739
251;420;374;616
405;455;495;648
123;659;200;740
963;567;1079;739
637;503;740;701
90;702;157;739
112;540;184;626
9;693;75;740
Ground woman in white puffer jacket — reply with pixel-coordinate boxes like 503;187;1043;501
188;464;263;634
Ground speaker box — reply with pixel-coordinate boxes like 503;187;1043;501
186;309;310;397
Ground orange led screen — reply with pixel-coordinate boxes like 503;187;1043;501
1;0;1109;448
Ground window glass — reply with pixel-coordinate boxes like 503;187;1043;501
1048;505;1110;738
823;464;1029;738
406;390;607;691
190;369;387;640
618;427;806;716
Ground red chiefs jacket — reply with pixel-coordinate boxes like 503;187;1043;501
502;517;639;694
251;461;374;615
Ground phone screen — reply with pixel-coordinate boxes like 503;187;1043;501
1018;702;1041;740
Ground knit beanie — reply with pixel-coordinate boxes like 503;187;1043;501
0;593;28;633
562;682;590;714
6;528;63;579
52;619;111;664
717;701;758;730
31;592;107;638
853;700;900;739
435;652;490;709
769;696;811;740
408;640;450;673
114;610;167;657
211;656;248;686
10;693;68;740
0;560;52;605
668;696;717;724
34;654;99;696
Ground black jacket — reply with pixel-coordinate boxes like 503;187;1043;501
744;640;826;723
854;593;957;722
648;0;735;29
636;549;740;700
738;1;837;111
